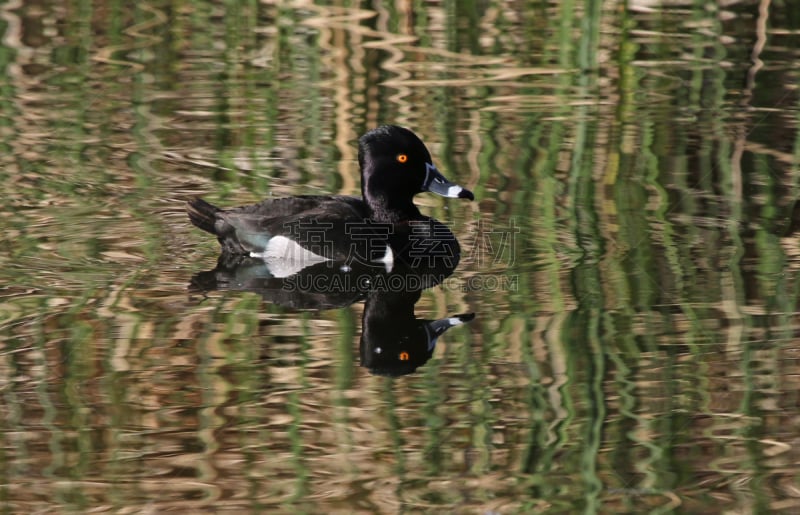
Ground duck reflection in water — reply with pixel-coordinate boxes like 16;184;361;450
358;273;474;377
190;258;473;376
187;126;475;375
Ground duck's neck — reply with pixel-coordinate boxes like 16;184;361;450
362;186;421;223
366;197;421;223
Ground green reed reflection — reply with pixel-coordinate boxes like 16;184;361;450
1;0;800;513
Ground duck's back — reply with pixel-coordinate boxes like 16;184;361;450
225;195;365;220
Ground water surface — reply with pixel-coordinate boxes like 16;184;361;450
1;1;800;513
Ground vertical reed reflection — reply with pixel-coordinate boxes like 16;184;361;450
0;0;799;513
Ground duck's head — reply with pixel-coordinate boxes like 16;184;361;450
358;125;474;219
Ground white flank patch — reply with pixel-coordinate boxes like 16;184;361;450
377;244;394;273
250;235;329;278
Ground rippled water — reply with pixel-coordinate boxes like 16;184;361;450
2;1;800;513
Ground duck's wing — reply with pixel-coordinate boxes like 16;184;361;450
189;195;368;256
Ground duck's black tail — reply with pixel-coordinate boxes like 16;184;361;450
187;197;220;235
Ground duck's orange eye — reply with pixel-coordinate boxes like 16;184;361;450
399;351;410;361
396;154;408;163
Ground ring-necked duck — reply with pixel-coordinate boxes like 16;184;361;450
190;255;475;375
360;285;474;376
187;125;474;276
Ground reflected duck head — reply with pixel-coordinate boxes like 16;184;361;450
360;287;474;376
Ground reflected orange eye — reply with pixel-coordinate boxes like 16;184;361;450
399;351;410;361
396;154;408;163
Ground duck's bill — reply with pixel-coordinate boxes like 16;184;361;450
424;163;475;200
424;313;475;350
